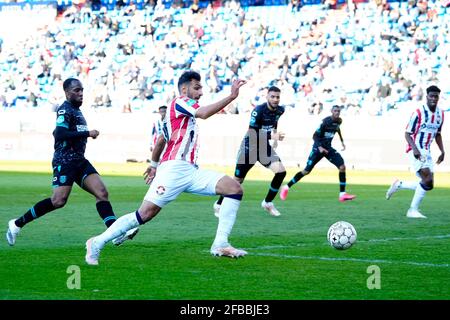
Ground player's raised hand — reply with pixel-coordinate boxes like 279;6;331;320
341;142;346;151
143;166;157;185
436;152;445;164
89;130;100;139
230;79;247;99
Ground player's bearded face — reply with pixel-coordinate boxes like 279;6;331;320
267;92;280;108
331;107;341;119
187;80;203;101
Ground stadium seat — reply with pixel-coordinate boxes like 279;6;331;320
199;0;209;8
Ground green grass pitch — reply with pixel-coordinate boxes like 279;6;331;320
0;164;449;300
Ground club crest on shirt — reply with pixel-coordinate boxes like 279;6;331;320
156;186;166;195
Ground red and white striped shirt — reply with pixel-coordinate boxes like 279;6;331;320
150;118;165;150
405;104;444;153
160;96;200;165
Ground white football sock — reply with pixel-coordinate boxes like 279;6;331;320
95;212;140;249
212;197;240;248
410;184;427;210
398;181;418;190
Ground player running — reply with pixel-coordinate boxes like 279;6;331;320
213;86;286;217
280;105;356;202
85;71;248;265
386;85;445;218
6;78;138;246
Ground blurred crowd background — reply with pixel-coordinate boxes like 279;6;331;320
0;0;449;116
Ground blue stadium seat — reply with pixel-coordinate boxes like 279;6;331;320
135;0;145;9
57;0;73;12
101;0;116;10
240;0;249;7
199;0;209;8
162;0;172;9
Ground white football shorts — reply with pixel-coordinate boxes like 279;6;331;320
144;160;225;208
408;150;434;177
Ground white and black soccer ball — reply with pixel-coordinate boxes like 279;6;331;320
327;221;357;250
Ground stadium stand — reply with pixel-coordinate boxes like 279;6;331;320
0;0;448;115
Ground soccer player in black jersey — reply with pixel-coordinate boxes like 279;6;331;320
280;105;356;202
214;86;286;217
6;78;138;246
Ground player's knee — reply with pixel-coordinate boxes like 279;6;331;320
235;177;244;184
423;178;434;190
339;165;346;171
138;206;160;223
96;188;109;201
230;180;243;195
52;197;68;208
303;170;310;176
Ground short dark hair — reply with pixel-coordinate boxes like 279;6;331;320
426;85;441;94
159;105;167;110
177;71;201;92
268;86;281;93
63;78;80;91
332;105;342;110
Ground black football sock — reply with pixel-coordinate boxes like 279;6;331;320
216;195;225;206
15;198;56;228
96;201;117;228
339;171;346;193
265;171;286;202
287;171;305;188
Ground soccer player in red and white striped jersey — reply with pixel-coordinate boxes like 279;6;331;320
386;85;445;218
85;71;248;265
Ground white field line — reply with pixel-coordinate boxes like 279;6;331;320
246;234;450;250
243;234;450;268
250;252;449;268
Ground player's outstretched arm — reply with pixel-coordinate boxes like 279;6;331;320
195;79;247;119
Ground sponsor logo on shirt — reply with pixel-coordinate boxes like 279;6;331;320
56;115;65;124
76;125;88;131
420;123;440;131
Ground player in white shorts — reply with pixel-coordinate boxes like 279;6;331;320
85;71;248;265
386;85;445;218
145;160;224;207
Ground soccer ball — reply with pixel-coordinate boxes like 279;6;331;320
327;221;357;250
